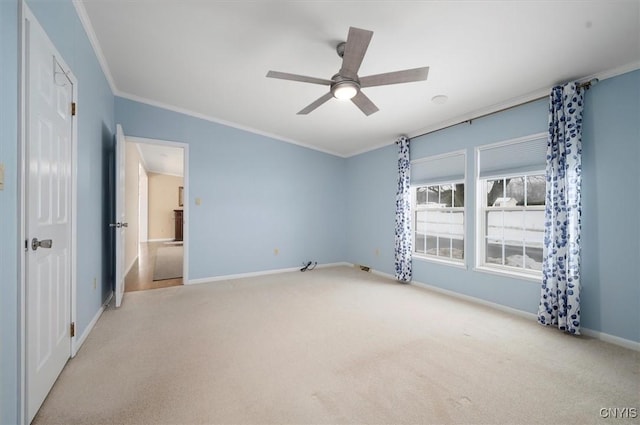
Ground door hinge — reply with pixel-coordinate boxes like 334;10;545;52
71;102;77;116
70;322;75;337
25;239;28;252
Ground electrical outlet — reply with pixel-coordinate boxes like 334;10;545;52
274;248;279;256
0;163;4;191
375;248;380;256
93;277;97;289
195;197;201;206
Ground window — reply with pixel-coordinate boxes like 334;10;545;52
414;183;465;262
411;151;466;264
476;133;547;277
482;175;545;272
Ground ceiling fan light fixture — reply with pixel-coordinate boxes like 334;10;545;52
331;81;359;100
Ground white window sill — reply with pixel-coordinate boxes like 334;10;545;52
474;265;541;283
413;254;467;270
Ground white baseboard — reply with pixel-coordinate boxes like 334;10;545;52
410;278;639;351
360;264;640;351
315;261;351;269
410;278;538;321
147;238;174;242
581;328;640;351
72;291;112;357
187;262;352;285
188;266;300;284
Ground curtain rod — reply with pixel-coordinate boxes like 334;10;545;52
410;79;599;140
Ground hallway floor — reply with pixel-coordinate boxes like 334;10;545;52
125;241;183;292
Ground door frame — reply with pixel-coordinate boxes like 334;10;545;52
138;162;148;244
18;4;79;423
126;136;189;284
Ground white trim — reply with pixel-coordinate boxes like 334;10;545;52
18;2;26;423
581;328;640;352
19;6;79;423
586;60;640;84
117;92;346;158
122;135;189;286
368;266;640;352
315;261;351;269
346;62;640;159
407;63;640;147
414;278;640;351
67;0;640;161
126;136;186;148
413;254;467;269
133;141;149;172
71;0;116;93
60;3;640;163
368;268;395;281
473;265;542;283
71;292;112;357
147;170;183;178
187;262;351;285
346;138;407;158
411;278;538;321
70;59;79;371
188;266;300;285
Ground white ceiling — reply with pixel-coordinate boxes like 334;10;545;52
78;1;640;157
133;141;184;177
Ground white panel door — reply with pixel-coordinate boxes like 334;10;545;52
26;13;73;423
114;125;127;307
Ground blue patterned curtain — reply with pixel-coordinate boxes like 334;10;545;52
394;136;412;282
538;82;584;334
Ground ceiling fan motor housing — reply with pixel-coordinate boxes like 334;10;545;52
331;73;360;100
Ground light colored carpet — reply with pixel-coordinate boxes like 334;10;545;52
152;246;183;281
34;267;639;424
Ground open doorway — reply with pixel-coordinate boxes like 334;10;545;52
123;137;188;292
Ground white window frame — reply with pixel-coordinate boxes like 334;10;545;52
475;134;547;281
410;150;467;268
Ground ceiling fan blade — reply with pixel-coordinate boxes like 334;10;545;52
360;67;430;88
351;91;379;116
340;27;373;79
266;71;332;86
297;92;334;115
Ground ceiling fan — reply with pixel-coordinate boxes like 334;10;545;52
266;27;429;116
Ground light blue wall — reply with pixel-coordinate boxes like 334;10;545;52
0;1;115;423
347;70;640;342
345;144;397;272
115;97;348;279
581;70;640;342
0;1;20;423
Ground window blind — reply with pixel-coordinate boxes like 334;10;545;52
478;134;547;179
411;151;466;185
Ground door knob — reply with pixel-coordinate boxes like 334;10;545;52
109;222;121;228
122;222;128;228
31;238;53;251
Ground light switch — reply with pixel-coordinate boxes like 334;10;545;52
0;163;4;191
195;197;201;206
